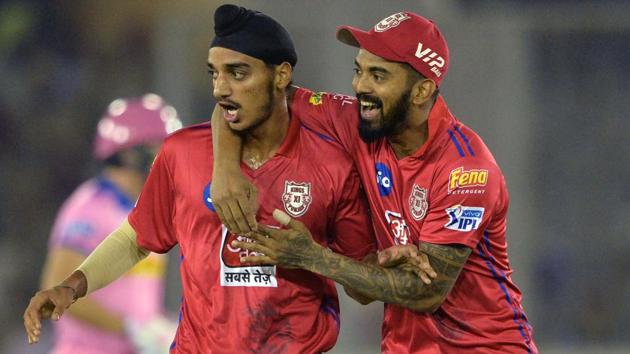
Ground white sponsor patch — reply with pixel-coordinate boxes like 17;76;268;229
444;205;485;232
219;226;277;287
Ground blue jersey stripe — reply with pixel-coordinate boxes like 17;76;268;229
477;231;535;353
300;123;337;143
454;126;475;156
447;130;466;157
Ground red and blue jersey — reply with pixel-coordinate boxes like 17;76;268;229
128;106;376;353
293;87;537;353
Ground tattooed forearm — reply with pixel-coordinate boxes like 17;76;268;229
302;243;471;312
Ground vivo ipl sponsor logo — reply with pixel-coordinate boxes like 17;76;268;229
202;182;215;212
374;12;411;32
444;205;485;232
375;162;393;196
448;167;488;193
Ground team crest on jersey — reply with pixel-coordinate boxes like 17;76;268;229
282;181;312;217
385;210;410;245
444;205;485;232
220;226;277;287
409;184;428;220
308;92;324;105
374;12;411;32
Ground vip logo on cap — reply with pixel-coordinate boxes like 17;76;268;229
374;12;411;32
415;42;446;78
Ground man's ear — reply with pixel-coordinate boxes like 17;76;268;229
275;62;293;90
410;78;437;106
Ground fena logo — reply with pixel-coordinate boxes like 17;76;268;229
375;162;393;196
448;167;488;193
444;205;484;232
415;42;445;77
374;12;411;32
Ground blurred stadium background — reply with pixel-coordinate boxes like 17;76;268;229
1;0;628;353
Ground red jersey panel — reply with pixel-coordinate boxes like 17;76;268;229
293;87;537;353
128;109;376;353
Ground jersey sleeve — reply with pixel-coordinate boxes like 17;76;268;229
327;168;377;260
128;146;178;253
292;88;361;154
50;218;101;256
419;158;506;249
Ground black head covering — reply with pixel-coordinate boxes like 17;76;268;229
210;4;297;67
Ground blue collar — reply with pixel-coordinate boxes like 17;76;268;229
96;175;135;210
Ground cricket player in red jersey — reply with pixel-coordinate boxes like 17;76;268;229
212;11;538;354
24;5;393;353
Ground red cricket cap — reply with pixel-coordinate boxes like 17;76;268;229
337;12;449;86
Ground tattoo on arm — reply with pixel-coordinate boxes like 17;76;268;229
301;243;471;312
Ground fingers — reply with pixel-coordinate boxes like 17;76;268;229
232;238;270;256
395;263;433;285
239;255;276;265
224;199;251;234
213;182;259;234
272;209;291;226
215;204;238;234
378;245;421;266
272;209;309;234
417;253;437;279
255;225;286;240
377;249;400;267
51;300;67;321
24;295;48;344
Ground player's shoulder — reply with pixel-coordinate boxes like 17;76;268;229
55;178;116;224
162;121;211;151
292;86;357;112
431;122;504;189
61;178;105;209
296;123;356;176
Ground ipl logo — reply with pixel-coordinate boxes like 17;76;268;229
282;181;312;217
444;205;485;232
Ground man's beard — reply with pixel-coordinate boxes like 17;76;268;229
358;89;411;143
237;80;275;135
